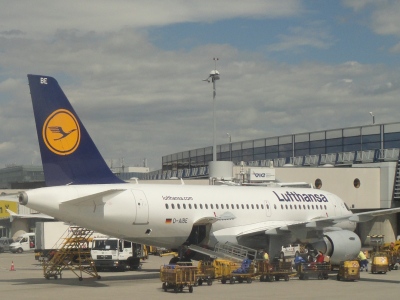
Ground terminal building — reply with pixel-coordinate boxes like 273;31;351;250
145;122;400;245
2;122;400;246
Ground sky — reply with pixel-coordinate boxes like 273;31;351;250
1;0;400;171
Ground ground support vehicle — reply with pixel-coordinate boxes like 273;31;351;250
298;262;331;280
42;226;100;281
35;222;75;260
196;260;214;286
371;252;389;274
160;264;197;293
337;260;360;281
218;258;255;284
257;260;294;282
0;237;14;252
9;232;35;253
91;236;145;271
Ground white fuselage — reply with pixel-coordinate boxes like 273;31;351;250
23;184;356;249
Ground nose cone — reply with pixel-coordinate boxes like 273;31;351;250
19;191;28;205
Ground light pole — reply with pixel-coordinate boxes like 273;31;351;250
369;112;375;124
203;58;220;162
227;133;232;161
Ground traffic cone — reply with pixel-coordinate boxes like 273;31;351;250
10;261;15;271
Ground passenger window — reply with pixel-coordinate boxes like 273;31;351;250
221;204;224;209
316;205;318;210
177;204;180;209
312;205;314;209
194;204;197;209
236;204;239;209
216;204;219;209
246;204;250;209
189;204;192;209
200;204;203;209
251;204;254;209
256;204;259;209
205;204;208;209
171;204;175;209
290;205;292;209
274;204;277;209
281;204;284;209
261;204;264;209
183;204;186;209
241;204;245;209
285;205;288;209
165;204;169;209
231;204;234;209
210;204;214;209
266;204;269;209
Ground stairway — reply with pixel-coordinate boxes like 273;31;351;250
393;159;400;201
188;242;258;262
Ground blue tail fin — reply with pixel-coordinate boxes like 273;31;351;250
27;74;125;186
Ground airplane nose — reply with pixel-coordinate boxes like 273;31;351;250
19;191;28;205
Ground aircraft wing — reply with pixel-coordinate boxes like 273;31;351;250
236;207;400;237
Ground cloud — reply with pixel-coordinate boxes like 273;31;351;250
1;0;303;37
0;1;399;171
267;22;335;52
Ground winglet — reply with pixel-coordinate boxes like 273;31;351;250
27;75;125;186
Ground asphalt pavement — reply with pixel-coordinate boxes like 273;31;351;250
1;251;399;300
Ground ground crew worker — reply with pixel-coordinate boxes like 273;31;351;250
315;251;325;263
263;250;269;262
358;251;368;271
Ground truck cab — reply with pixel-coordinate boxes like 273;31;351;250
91;236;144;271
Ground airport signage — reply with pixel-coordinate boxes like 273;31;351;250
249;168;275;181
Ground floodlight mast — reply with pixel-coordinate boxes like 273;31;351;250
203;58;220;162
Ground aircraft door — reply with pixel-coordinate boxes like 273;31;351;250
131;190;149;225
264;200;272;217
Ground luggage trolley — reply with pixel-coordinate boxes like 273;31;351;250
257;260;294;282
196;260;215;286
160;264;197;293
219;258;256;284
298;262;331;280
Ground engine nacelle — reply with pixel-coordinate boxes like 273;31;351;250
311;230;361;265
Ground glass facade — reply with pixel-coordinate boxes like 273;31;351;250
161;123;400;173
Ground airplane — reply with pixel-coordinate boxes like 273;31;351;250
19;74;400;265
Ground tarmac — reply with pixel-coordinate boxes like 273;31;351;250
1;251;399;300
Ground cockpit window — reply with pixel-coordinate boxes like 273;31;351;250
344;202;351;211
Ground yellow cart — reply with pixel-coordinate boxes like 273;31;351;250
257;260;294;282
337;260;360;281
371;252;389;274
196;260;215;286
160;265;197;293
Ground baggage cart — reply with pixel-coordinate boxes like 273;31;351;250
298;262;331;280
256;260;294;282
160;264;197;293
216;258;255;284
337;260;360;281
196;260;215;286
371;252;389;274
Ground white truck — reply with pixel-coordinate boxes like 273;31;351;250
91;236;145;271
35;221;75;260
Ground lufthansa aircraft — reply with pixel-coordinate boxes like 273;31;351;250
19;74;400;264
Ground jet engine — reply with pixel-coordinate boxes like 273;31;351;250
311;230;361;265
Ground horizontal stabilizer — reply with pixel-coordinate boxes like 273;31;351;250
60;189;126;207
